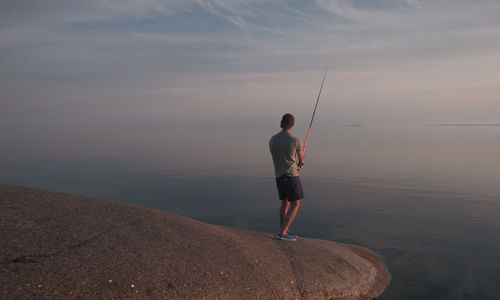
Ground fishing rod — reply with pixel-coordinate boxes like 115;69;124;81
303;66;327;151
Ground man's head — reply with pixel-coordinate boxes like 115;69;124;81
280;113;295;130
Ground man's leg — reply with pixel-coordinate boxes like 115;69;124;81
280;199;290;230
280;200;300;236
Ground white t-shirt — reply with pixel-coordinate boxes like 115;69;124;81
269;130;303;178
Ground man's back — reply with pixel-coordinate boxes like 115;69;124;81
269;130;302;178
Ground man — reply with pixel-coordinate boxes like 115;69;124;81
269;113;305;241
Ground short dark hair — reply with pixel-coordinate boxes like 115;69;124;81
280;113;295;129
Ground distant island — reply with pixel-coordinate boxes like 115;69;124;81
425;124;500;126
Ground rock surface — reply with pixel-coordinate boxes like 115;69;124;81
0;184;390;299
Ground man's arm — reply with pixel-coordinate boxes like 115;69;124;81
297;150;305;163
297;150;305;170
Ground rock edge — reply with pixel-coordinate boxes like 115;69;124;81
0;184;390;299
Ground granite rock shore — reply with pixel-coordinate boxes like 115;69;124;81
0;184;390;299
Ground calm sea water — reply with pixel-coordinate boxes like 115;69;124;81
2;124;500;299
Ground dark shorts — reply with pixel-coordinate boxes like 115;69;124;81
275;175;304;202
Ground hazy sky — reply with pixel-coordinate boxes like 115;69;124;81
1;0;500;160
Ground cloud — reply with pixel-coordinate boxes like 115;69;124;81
3;0;500;72
2;0;500;125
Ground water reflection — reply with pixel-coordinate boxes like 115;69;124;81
1;124;500;299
